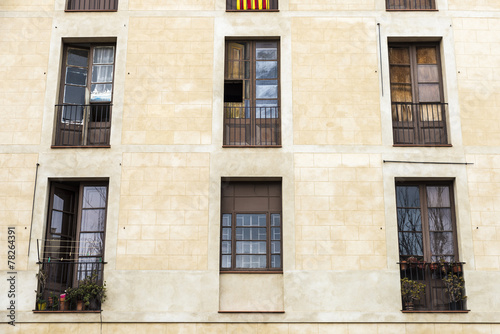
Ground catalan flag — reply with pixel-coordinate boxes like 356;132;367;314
236;0;269;10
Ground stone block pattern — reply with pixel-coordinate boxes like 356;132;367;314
0;0;54;11
289;0;374;11
449;0;500;11
0;154;38;271
123;18;213;145
294;153;386;270
129;0;215;10
467;154;500;271
0;18;51;145
454;17;500;146
118;152;209;270
291;18;381;146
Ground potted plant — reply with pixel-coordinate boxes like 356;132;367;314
67;272;107;311
36;292;46;311
35;269;47;311
48;292;59;311
442;274;467;310
400;277;426;311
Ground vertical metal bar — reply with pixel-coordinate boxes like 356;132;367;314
377;23;383;96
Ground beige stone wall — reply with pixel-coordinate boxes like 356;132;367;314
448;1;500;11
0;154;38;271
291;18;381;146
289;0;375;11
0;0;54;11
117;152;210;270
0;18;51;145
467;154;500;271
129;0;215;11
123;17;213;145
454;17;500;146
295;153;386;270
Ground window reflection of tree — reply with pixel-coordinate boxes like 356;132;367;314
397;186;423;259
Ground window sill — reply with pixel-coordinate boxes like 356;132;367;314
386;9;438;11
33;310;101;313
218;310;284;313
222;145;282;148
221;270;283;274
393;144;452;147
401;310;469;313
51;145;111;149
226;9;279;12
65;9;117;12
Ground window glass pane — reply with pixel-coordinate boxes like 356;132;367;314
256;80;278;99
271;241;281;254
64;85;86;105
62;105;84;122
221;255;231;268
256;100;279;118
392;102;413;122
67;48;89;67
271;227;281;240
222;214;231;226
92;65;113;83
66;67;87;86
428;208;452;231
271;255;281;268
81;209;106;232
236;241;266;254
256;61;278;79
390;66;411;84
418;65;439;83
419;104;443;121
50;211;63;234
430;232;454;257
221;241;231;254
397;208;422;232
427;186;450;207
78;232;103;256
256;42;277;60
389;47;410;64
236;214;266;226
90;83;112;102
390;83;412;103
222;227;232;240
235;227;267;240
83;186;107;208
417;47;437;64
418;83;440;102
236;255;266;268
271;214;280;226
93;47;114;64
398;232;423;256
396;186;420;207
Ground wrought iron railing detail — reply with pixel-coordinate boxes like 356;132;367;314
386;0;436;10
226;0;278;10
66;0;118;11
54;104;111;146
223;106;280;146
399;261;467;311
392;102;448;145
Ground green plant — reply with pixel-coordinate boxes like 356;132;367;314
442;274;467;303
35;268;47;307
401;277;425;308
66;272;106;309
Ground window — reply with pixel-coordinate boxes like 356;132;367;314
220;180;282;271
37;181;108;310
66;0;118;11
226;0;278;11
396;182;466;311
386;0;436;10
54;43;115;147
389;43;448;145
224;40;281;146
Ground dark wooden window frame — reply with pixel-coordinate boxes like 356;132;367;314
389;42;449;146
223;38;281;147
386;0;437;11
53;42;116;148
220;180;283;272
66;0;118;11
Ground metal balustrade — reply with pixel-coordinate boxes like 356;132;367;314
386;0;436;10
66;0;118;11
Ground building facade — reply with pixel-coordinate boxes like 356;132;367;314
1;0;500;332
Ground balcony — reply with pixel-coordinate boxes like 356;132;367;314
386;0;436;10
53;104;111;147
223;105;281;147
66;0;118;11
392;102;448;146
399;261;467;312
35;260;105;311
226;0;278;11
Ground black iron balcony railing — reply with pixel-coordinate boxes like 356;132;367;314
35;260;105;311
66;0;118;11
226;0;278;10
223;105;281;146
399;261;467;311
386;0;436;10
392;102;448;145
54;104;111;147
